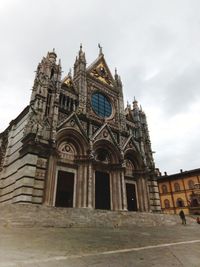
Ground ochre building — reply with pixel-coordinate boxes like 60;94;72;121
0;46;160;212
158;169;200;215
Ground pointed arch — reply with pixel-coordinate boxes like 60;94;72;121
124;148;143;170
56;128;89;156
93;139;121;164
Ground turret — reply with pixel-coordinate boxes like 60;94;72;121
73;44;87;114
73;44;86;77
24;49;62;142
132;97;140;123
114;68;126;130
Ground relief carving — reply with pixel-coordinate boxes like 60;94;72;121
91;64;112;86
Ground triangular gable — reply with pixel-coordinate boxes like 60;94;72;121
91;123;119;148
123;135;140;153
57;112;88;141
87;55;115;87
61;75;77;94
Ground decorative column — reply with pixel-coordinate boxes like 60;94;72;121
142;176;150;211
137;176;145;211
76;166;83;208
83;163;88;207
117;171;123;210
121;170;128;210
44;153;57;206
87;161;93;208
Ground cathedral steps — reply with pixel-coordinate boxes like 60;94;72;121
0;204;195;228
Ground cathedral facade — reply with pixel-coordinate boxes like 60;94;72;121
0;46;160;212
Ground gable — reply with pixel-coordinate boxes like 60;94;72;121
91;123;119;148
61;75;77;94
123;135;140;153
87;55;115;87
57;112;88;141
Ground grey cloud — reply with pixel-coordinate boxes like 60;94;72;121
1;0;200;174
156;128;200;175
164;63;200;114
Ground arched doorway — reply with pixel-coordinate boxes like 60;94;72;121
124;159;138;211
93;140;121;210
44;127;88;208
123;147;143;211
54;140;78;208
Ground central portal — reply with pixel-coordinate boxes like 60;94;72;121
55;171;74;207
95;171;110;210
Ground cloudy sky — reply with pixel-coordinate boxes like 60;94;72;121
0;0;200;174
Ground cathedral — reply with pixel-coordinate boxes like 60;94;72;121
0;46;160;212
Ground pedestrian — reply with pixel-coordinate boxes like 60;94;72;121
196;217;200;224
179;210;186;225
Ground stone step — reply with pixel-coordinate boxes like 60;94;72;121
0;204;196;228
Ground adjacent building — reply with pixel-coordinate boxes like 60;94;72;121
157;169;200;215
0;46;160;212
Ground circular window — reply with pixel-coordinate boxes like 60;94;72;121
91;93;112;118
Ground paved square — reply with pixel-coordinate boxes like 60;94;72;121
0;223;200;266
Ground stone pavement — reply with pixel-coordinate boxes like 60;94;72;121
0;223;200;267
0;205;195;228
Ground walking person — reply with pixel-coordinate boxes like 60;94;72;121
179;210;186;225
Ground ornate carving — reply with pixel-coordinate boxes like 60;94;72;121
63;77;73;88
80;121;87;134
103;130;108;138
58;142;75;161
92;125;99;134
70;119;75;127
125;159;135;176
58;112;67;124
94;148;111;164
37;158;47;168
90;63;112;86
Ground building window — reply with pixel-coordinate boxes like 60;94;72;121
174;183;180;192
161;184;168;194
176;198;184;207
91;93;112;118
188;180;194;189
164;199;170;208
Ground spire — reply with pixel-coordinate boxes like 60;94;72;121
133;96;138;109
114;68;118;80
79;43;83;56
74;56;78;66
78;43;86;63
132;96;140;123
125;101;131;115
73;45;87;77
126;101;131;109
114;67;122;88
98;43;103;56
48;48;57;63
68;68;72;77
